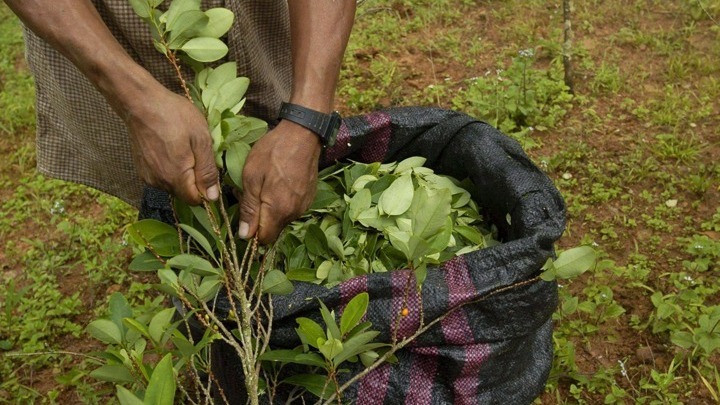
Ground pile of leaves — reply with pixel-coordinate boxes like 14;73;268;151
275;157;496;289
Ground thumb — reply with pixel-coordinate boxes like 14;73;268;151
192;134;220;201
238;180;261;240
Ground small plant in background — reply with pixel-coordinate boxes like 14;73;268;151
452;49;573;149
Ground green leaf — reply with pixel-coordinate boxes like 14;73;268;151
178;224;215;259
561;296;579;315
394;156;427;173
260;350;326;368
167;10;207;49
296;318;325;349
414;262;428;285
285;267;318;282
152;39;168;55
128;0;151;19
311;181;341;210
262;270;294;295
351;174;378;193
123;318;151;340
539;258;556;281
340;292;369;335
205;62;237;90
187;199;220;237
116;386;144;405
283;374;335;399
148;308;175;344
87;319;122;345
326;234;346;260
128;250;164;272
89;365;135;384
378;174;414;216
108;293;132;336
409;186;452;240
319;300;342;340
305;223;329;258
196;8;235;38
180;37;229;62
695;330;720;355
225;141;251;189
166;254;219;276
127;220;180;257
426;216;454;254
349;188;372;221
315;260;333;281
387;228;411;259
213;77;250;113
197;278;223;301
359;350;380;368
163;0;201;28
368;174;396;202
332;333;384;366
223;116;267;145
157;268;180;290
455;225;484;245
259;349;303;363
553;246;597;280
319;337;344;361
144;354;176;405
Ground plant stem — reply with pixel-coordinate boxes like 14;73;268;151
562;0;575;94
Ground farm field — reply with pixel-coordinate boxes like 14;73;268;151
1;0;719;403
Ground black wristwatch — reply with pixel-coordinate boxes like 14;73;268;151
278;102;341;148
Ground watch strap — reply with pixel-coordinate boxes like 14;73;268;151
278;102;332;144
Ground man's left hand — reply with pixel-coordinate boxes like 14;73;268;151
237;120;322;244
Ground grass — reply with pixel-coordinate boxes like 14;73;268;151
2;0;720;403
0;5;140;403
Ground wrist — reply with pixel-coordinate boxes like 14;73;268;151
102;64;165;122
275;119;323;149
289;91;334;114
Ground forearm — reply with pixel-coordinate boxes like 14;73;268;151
287;0;356;113
4;0;159;120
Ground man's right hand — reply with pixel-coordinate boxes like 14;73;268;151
125;86;219;205
4;0;219;206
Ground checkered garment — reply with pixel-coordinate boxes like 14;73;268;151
23;0;292;207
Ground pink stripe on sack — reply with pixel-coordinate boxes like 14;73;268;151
441;255;490;403
392;270;421;341
453;343;491;405
357;362;392;405
443;256;476;306
339;274;369;305
441;256;476;345
322;122;351;164
359;111;392;163
338;274;369;319
404;347;439;405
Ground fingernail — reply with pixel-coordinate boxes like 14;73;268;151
207;185;219;201
238;221;249;239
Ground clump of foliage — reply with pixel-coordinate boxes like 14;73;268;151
452;49;573;148
277;157;493;288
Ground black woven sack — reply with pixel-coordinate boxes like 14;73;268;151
140;106;566;404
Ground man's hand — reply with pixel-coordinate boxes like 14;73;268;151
126;86;219;205
235;0;355;244
4;1;221;205
238;120;322;244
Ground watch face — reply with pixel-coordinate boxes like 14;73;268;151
326;112;341;148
